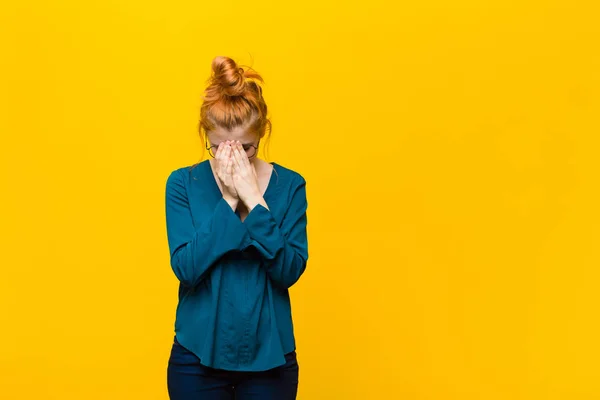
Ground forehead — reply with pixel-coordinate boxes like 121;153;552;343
208;125;256;143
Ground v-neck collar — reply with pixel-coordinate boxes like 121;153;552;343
205;159;277;199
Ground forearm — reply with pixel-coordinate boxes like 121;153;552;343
262;237;308;289
245;195;269;212
242;203;308;289
169;197;250;287
223;194;240;212
165;169;251;288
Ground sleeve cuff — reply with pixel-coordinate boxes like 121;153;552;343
213;197;252;251
243;203;284;260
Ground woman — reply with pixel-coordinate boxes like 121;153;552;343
164;56;309;400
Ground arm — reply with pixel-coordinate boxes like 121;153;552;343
165;169;250;288
243;176;309;290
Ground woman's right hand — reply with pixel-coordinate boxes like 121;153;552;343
214;141;238;203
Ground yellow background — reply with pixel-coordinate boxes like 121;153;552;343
1;0;599;399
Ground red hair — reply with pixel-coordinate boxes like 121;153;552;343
196;56;272;162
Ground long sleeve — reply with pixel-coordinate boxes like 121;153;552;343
165;169;250;288
243;175;309;290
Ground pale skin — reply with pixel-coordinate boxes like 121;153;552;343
208;127;272;221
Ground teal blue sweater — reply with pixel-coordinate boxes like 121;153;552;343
164;160;308;371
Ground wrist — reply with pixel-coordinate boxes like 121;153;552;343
246;195;266;212
223;195;238;210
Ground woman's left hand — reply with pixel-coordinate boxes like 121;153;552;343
231;141;262;208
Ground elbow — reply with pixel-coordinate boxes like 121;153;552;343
170;250;196;288
269;258;307;290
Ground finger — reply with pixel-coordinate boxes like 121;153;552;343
224;145;233;173
237;141;252;172
216;142;224;164
215;141;224;159
241;141;251;165
232;160;240;181
237;141;252;170
217;144;225;176
215;145;221;177
226;156;233;176
231;143;243;172
223;144;232;163
220;144;231;176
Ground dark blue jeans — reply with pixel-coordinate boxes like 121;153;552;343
167;336;299;400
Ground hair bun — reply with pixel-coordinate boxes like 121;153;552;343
211;56;246;97
199;55;270;141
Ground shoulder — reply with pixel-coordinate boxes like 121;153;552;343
271;162;308;206
166;162;205;188
272;161;307;186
